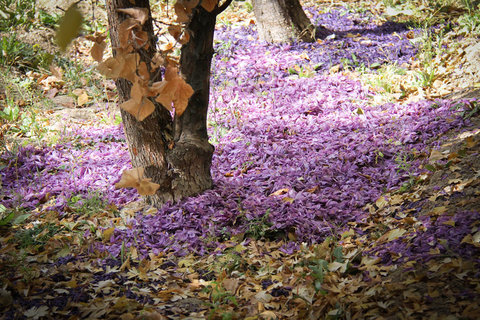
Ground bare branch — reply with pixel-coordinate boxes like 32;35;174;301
213;0;233;15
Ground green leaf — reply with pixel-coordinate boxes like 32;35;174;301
333;246;344;263
56;4;83;52
0;211;14;226
13;213;31;225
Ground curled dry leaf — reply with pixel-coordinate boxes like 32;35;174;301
118;18;139;47
121;97;155;121
120;79;156;121
97;56;125;79
132;29;149;50
152;66;193;115
151;53;164;70
115;167;144;188
77;92;89;106
174;2;190;23
178;31;190;45
119;53;140;82
137;61;150;81
180;0;200;11
201;0;217;12
115;167;160;196
117;7;149;25
168;25;182;40
49;64;63;79
91;41;107;62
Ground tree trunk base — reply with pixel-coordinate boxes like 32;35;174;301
146;138;214;206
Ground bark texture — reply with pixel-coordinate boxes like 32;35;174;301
253;0;329;43
105;0;215;206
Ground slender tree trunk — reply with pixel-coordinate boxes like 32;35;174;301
253;0;330;43
105;0;215;206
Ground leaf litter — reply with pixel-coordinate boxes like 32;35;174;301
1;1;480;319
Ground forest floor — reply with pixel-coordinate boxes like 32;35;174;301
1;0;480;319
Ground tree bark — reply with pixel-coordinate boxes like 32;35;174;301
105;0;215;206
253;0;329;43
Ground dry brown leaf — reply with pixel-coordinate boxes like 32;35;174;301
174;2;190;23
180;0;200;10
164;65;178;81
130;80;144;101
222;278;240;293
120;97;155;121
137;61;150;81
168;25;182;40
117;7;149;25
137;178;161;196
155;89;173;111
119;53;140;82
115;167;160;196
115;167;145;189
174;80;193;115
133;29;149;49
91;41;107;62
97;56;125;79
152;66;193;115
201;0;217;12
151;53;164;70
118;18;139;47
49;64;63;79
178;31;190;45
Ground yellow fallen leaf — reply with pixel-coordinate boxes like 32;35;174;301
429;149;445;162
430;206;447;216
77;92;89;106
442;220;455;226
386;228;406;242
103;227;116;241
282;197;294;204
466;136;477;148
269;188;289;196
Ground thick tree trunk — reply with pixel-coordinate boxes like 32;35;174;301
105;0;215;206
253;0;329;43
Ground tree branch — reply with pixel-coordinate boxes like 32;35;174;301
213;0;233;15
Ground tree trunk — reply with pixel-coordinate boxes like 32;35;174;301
105;0;215;206
253;0;329;43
